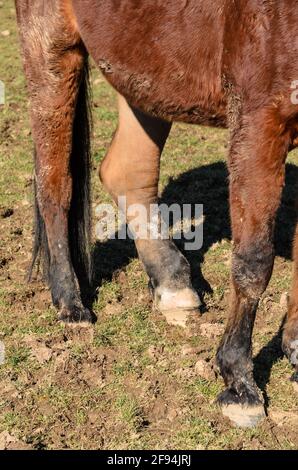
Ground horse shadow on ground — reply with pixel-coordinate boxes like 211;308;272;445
92;161;298;396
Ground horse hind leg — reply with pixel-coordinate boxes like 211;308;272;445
216;108;289;427
283;224;298;391
16;3;93;322
99;95;200;327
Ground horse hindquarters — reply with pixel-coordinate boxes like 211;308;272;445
216;108;289;427
99;95;200;326
16;2;93;322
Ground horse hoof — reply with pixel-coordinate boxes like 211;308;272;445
160;307;200;327
221;402;265;428
58;305;94;324
152;286;201;327
217;389;265;428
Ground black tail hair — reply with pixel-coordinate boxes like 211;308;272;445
29;60;93;292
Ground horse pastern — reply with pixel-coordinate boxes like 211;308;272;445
217;386;263;407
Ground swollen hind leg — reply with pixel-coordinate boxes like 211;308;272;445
100;95;200;326
16;2;92;323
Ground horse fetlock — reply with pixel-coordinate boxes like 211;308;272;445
49;254;94;323
232;248;274;299
139;239;192;290
49;259;80;305
216;342;253;388
282;330;298;367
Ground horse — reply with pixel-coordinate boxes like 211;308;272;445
15;0;298;428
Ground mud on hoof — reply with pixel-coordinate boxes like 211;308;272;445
149;283;201;327
217;388;265;428
58;304;94;324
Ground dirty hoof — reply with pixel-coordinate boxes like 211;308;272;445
58;305;94;324
152;286;201;327
218;389;265;428
160;308;200;327
221;402;265;428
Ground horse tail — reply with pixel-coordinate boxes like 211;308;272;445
29;60;93;290
69;60;93;290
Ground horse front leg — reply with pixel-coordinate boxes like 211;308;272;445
216;109;289;427
17;5;93;322
100;95;200;326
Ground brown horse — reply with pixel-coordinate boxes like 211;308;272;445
15;0;298;428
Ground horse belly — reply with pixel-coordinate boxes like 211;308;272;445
71;0;227;127
98;59;227;127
